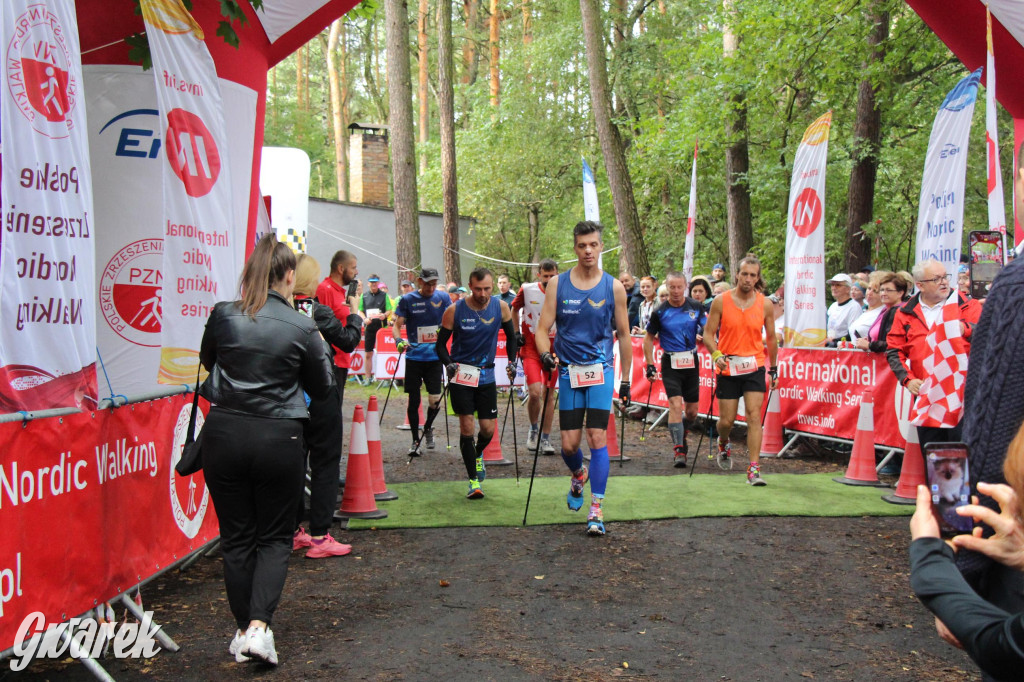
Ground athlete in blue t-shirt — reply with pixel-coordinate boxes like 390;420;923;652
436;268;518;499
535;221;632;536
643;272;706;468
392;267;452;456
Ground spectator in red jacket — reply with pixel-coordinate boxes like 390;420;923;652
886;258;982;448
316;250;359;423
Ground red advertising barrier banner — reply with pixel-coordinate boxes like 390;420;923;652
616;337;908;449
372;329;524;386
347;337;367;376
0;394;220;652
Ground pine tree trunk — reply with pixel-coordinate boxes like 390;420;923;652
439;0;462;284
296;44;305;110
528;204;541;263
521;0;532;43
489;0;500;113
462;0;479;85
386;0;422;283
845;7;888;272
327;21;346;200
579;0;648;276
418;0;430;175
340;21;350;200
723;0;752;277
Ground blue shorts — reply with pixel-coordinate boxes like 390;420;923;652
558;364;614;430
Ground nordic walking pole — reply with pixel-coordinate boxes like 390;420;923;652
522;375;552;526
408;376;452;464
444;392;451;450
690;370;716;479
619;396;627;468
378;345;406;426
501;358;522;484
639;380;655;442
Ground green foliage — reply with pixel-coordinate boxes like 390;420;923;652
126;0;263;68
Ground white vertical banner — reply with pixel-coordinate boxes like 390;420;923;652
985;9;1008;256
141;0;238;384
783;112;831;348
582;156;603;270
0;0;97;412
683;140;698;284
916;68;982;278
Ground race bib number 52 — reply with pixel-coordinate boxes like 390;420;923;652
568;363;603;389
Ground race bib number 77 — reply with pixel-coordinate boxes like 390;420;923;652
454;364;481;387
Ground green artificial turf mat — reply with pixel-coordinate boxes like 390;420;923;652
346;472;910;530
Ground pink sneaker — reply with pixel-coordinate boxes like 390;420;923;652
306;533;352;558
293;527;312;551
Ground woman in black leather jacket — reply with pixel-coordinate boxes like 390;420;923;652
291;254;363;558
199;235;332;666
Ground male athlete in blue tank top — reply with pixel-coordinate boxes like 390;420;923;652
535;221;633;536
642;272;706;468
435;268;518;500
392;267;452;457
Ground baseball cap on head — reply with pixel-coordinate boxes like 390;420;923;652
367;274;381;282
713;263;725;270
401;279;414;287
418;268;440;283
827;273;852;285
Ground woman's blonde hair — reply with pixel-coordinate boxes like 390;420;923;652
1004;422;1024;520
294;254;321;297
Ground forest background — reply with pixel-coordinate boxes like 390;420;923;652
262;0;1004;287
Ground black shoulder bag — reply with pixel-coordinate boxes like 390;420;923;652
175;363;205;476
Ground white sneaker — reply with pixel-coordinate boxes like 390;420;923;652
541;438;556;455
245;625;278;665
229;629;249;662
526;430;539;452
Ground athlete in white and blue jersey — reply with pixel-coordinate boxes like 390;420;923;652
436;268;518;500
535;221;632;536
392;267;452;456
643;272;706;468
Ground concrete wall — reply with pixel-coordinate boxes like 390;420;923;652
306;198;476;288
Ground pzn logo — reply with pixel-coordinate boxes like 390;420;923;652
98;108;162;159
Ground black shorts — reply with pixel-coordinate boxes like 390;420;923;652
660;353;700;403
404;359;443;395
449;382;499;419
716;367;766;400
364;319;383;352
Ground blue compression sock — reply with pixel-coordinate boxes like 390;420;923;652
561;448;584;474
589;446;609;496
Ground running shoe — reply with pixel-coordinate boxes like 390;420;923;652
306;533;353;558
229;629;249;662
586;503;605;536
407;443;421;458
673;445;687;469
541;438;556;455
292;527;312;550
244;626;278;666
717;438;733;470
425;428;436;450
567;466;589;511
526;429;539;452
747;462;767;486
396;422;411;431
467;479;484;499
476;456;486;482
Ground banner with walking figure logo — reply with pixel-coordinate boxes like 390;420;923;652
141;0;238;385
784;111;831;347
0;0;97;412
915;68;982;278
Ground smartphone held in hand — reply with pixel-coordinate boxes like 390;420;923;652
924;442;972;537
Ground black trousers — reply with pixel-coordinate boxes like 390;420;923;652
297;383;343;536
203;408;305;629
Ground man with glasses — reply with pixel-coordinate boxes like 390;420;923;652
886;259;981;447
825;273;861;345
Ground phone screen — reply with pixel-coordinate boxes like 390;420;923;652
924;443;972;537
969;230;1004;299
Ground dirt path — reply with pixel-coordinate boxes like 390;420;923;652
11;383;978;681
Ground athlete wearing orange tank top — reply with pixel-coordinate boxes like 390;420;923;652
703;255;778;487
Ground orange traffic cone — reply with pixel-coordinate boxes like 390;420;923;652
482;432;513;466
396;401;425;431
366;396;397;501
337;405;388;519
759;390;785;457
834;388;889;487
883;426;925;505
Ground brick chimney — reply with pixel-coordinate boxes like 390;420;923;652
348;122;389;206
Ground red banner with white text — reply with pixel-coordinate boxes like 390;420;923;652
616;337;908;449
373;329;524;386
0;394;220;652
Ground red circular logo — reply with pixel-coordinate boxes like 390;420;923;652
6;5;77;138
385;357;398;375
100;239;163;347
791;187;822;238
349;352;364;372
165;108;221;197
